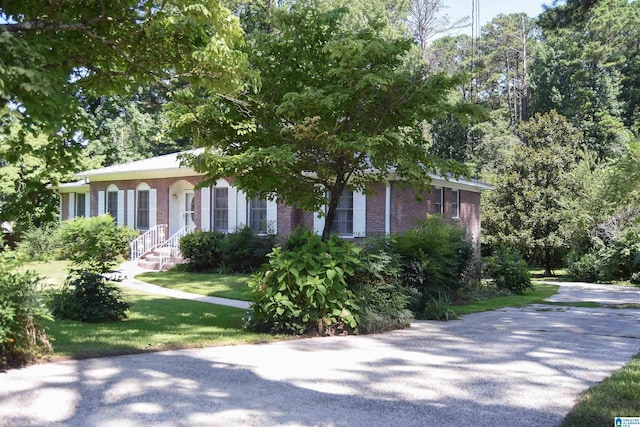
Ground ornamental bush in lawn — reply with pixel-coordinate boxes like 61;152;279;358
0;251;52;368
247;231;360;335
486;248;532;294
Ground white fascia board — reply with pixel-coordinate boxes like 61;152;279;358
54;182;91;193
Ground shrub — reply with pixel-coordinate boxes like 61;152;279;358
567;252;601;282
394;216;474;315
247;234;361;335
16;223;62;261
350;244;412;334
180;230;225;271
59;215;138;274
0;251;52;368
597;227;640;281
423;292;457;321
486;248;532;294
49;272;131;323
221;227;275;273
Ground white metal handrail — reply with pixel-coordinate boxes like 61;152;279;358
130;224;167;260
158;224;195;270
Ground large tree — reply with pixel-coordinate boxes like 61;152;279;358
0;0;246;167
176;3;479;240
483;111;583;275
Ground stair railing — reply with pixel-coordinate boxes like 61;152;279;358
129;224;167;260
157;224;195;270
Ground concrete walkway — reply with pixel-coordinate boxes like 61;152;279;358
115;261;251;310
542;280;640;305
1;281;639;426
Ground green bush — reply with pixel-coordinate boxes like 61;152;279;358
0;251;52;368
350;240;412;333
247;233;361;335
221;227;275;273
49;272;131;323
394;216;474;315
17;223;62;261
486;248;532;294
567;252;601;282
597;227;640;281
423;292;457;321
180;230;225;271
59;215;138;274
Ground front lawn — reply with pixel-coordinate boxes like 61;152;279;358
43;286;279;359
562;353;640;426
135;268;252;301
454;283;560;315
21;260;71;287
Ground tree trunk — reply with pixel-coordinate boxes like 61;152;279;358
321;181;347;242
544;248;553;277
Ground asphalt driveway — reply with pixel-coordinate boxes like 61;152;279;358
1;283;639;426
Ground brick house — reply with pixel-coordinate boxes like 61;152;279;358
56;151;490;268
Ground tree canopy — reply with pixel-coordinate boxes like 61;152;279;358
178;3;480;240
0;0;247;166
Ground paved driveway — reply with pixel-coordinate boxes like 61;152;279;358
1;284;639;427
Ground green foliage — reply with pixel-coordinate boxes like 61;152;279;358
483;111;582;275
596;226;640;281
49;272;131;323
567;252;602;282
178;3;479;240
350;238;412;333
0;0;247;173
59;216;138;274
180;230;225;272
423;292;457;321
16;224;63;261
0;251;52;369
220;227;275;273
247;233;361;335
394;215;474;315
486;248;532;294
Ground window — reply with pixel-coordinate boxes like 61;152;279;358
249;197;267;234
137;190;150;229
434;188;443;215
76;193;87;218
107;190;118;218
451;190;459;219
212;187;229;232
332;189;353;236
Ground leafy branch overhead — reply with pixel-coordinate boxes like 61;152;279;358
0;0;247;165
177;4;482;240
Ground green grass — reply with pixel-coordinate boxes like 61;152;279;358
454;284;559;315
562;353;640;427
43;286;280;359
136;269;252;301
21;260;71;287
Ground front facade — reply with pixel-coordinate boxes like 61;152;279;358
57;152;489;247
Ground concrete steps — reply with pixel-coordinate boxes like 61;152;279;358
137;247;187;271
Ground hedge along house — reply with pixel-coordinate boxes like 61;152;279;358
57;151;491;270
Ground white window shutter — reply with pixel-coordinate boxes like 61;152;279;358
68;193;75;220
236;189;247;229
117;190;125;226
127;190;134;228
84;194;90;218
228;186;238;233
98;191;105;215
266;199;278;234
200;187;211;232
353;190;366;237
149;189;157;228
313;208;326;236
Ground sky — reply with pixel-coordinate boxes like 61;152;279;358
444;0;552;36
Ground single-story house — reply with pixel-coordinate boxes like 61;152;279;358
56;151;490;269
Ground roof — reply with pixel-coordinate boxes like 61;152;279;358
76;149;203;182
65;149;491;192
